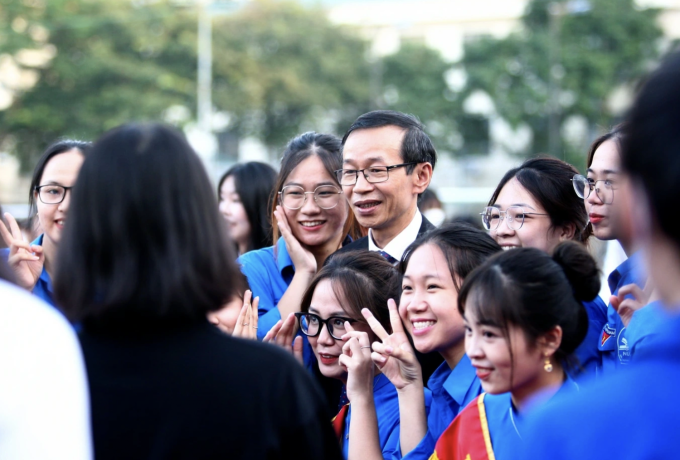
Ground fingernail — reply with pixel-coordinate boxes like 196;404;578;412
385;346;393;354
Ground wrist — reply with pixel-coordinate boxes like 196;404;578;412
396;380;424;395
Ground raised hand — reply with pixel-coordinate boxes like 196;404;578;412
363;299;422;390
273;205;316;275
0;213;44;291
263;312;304;365
611;277;656;327
231;290;259;340
339;322;375;403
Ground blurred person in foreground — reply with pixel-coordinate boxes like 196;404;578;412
53;123;342;460
0;258;91;460
523;51;680;458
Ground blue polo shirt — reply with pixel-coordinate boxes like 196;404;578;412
343;373;401;460
522;306;680;459
0;234;54;307
573;297;607;377
599;252;646;371
401;355;482;460
627;300;669;360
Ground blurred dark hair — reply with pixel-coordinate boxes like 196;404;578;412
489;157;591;244
272;132;357;243
54;123;239;325
622;51;680;251
342;110;437;173
401;223;502;292
586;123;626;169
300;251;399;334
29;139;92;217
449;215;484;231
218;162;277;252
458;242;598;370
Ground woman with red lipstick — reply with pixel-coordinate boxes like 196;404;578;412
297;251;402;460
363;224;501;460
0;140;90;310
482;157;607;376
238;132;356;347
430;242;598;460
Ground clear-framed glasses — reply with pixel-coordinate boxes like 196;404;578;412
571;174;616;205
334;163;417;186
278;185;343;210
35;185;73;204
480;206;549;231
294;312;358;340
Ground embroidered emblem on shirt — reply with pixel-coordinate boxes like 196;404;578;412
618;328;630;364
601;324;616;346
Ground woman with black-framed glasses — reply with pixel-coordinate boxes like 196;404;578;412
0;139;91;309
292;250;403;460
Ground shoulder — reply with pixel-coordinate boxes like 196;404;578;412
337;237;368;253
238;245;276;267
419;216;436;235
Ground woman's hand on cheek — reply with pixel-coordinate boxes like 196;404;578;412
339;323;375;403
363;299;422;391
273;206;316;275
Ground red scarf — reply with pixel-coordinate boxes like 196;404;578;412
332;403;350;441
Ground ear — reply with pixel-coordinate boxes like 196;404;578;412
411;162;433;195
557;223;576;242
536;325;563;359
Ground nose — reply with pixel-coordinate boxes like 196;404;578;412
465;331;484;359
316;322;336;346
58;189;73;212
300;192;321;214
493;216;514;238
351;170;374;194
406;289;428;314
218;200;229;216
586;186;603;206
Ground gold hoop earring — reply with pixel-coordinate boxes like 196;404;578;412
544;357;553;373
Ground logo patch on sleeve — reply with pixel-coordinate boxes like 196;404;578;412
601;324;616;347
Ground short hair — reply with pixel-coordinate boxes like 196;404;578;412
459;242;599;370
218;162;277;252
488;157;591;244
300;251;399;334
271;132;356;243
401;223;502;292
586;123;626;169
29;139;92;217
54;123;239;324
622;51;680;250
342;110;437;173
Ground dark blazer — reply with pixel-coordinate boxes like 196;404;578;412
333;214;436;256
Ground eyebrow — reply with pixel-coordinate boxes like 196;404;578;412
587;168;619;175
38;181;66;186
284;181;337;188
308;307;349;317
403;273;442;281
492;203;537;211
343;156;386;167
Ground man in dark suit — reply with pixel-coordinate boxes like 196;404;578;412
332;110;443;384
333;110;437;262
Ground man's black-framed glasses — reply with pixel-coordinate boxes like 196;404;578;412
571;174;616;205
35;185;73;204
335;163;417;186
294;312;358;340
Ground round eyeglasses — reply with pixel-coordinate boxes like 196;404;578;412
571;174;615;205
278;185;343;210
294;312;358;340
35;185;74;205
480;206;549;231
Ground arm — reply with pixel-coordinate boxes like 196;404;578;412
340;325;383;460
364;300;428;456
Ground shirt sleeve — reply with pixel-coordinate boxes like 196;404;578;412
238;251;280;339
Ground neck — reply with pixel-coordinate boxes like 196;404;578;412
440;342;465;370
619;236;636;257
371;205;417;249
237;241;248;256
42;235;57;280
510;365;565;413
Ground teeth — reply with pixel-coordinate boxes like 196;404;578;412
413;321;436;330
502;246;518;251
301;221;323;227
357;202;378;209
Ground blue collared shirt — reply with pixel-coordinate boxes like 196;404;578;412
401;355;482;460
342;373;401;460
522;308;680;459
1;234;55;307
573;297;607;378
599;252;646;371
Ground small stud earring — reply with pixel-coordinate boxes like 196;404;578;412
544;357;553;373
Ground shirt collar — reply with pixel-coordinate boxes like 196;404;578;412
34;234;52;292
440;355;479;406
275;237;294;275
607;251;644;293
368;211;422;261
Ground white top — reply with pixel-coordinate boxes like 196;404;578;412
368;210;423;261
0;280;92;460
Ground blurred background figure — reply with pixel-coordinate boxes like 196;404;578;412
418;188;446;227
0;259;91;460
54;123;342;460
218;162;277;256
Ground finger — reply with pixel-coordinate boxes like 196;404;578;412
387;298;406;335
361;308;390;342
8;252;41;265
342;337;357;357
338;354;351;371
293;336;304;365
277;313;297;348
371;351;388;367
6;213;22;239
617;284;645;303
243;289;253;307
0;217;13;245
609;295;621;313
233;300;249;336
340;328;371;348
274;206;291;232
263;320;283;343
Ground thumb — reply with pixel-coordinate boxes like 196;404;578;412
610;294;621;313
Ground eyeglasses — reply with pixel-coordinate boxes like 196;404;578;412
480;206;549;231
334;163;417;186
294;312;358;340
572;174;616;205
278;185;343;210
35;185;74;204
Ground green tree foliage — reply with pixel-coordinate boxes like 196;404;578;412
211;0;371;152
461;0;662;164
